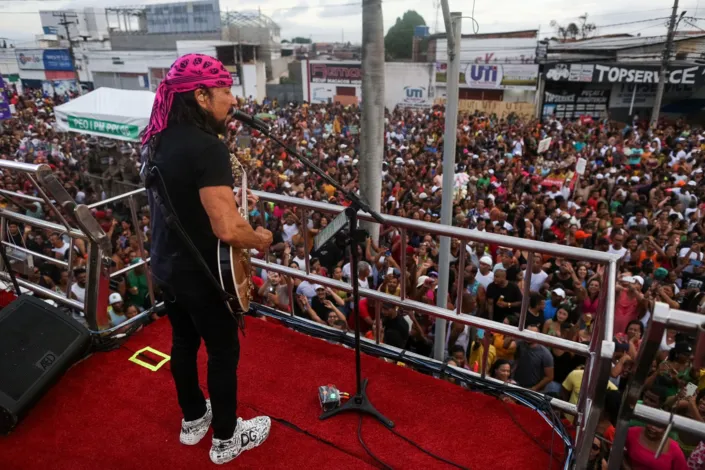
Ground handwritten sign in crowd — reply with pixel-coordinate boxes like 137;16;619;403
435;99;535;118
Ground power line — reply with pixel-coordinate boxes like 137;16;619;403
545;17;669;35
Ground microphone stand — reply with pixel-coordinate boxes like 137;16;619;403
237;115;394;428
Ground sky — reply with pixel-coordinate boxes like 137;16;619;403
0;0;703;47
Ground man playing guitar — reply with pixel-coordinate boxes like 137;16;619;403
141;54;273;464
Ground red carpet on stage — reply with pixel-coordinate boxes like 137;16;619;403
0;317;565;469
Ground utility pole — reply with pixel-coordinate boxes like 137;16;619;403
434;4;462;361
53;11;82;95
650;0;680;128
359;0;384;243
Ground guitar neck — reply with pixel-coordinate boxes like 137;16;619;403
241;173;249;222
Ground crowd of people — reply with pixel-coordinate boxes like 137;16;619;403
1;84;705;468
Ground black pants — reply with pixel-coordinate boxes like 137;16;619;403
160;274;240;440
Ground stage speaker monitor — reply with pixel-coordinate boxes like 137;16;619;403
0;294;90;435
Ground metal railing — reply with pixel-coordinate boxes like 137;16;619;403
608;302;705;470
244;188;620;469
82;173;144;200
0;172;622;468
0;161;157;333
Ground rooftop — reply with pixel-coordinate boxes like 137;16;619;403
549;32;705;51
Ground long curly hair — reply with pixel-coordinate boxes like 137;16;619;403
142;88;226;162
166;88;224;137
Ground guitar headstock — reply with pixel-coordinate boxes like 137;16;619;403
235;147;255;169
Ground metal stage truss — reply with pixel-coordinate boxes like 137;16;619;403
0;160;703;469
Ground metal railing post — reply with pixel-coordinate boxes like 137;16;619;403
65;238;75;297
83;241;102;331
301;210;311;274
607;302;668;470
128;195;155;306
455;241;466;314
518;253;533;331
400;228;407;301
576;261;611;429
0;217;5;273
574;340;615;468
375;300;382;344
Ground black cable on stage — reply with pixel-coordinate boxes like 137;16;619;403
386;425;471;470
499;397;565;465
240;401;376;468
358;415;394;470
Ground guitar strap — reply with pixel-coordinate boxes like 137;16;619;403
141;142;246;331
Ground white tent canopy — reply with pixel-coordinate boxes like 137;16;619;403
54;87;155;142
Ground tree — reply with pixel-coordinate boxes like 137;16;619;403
384;10;426;60
578;13;596;39
282;39;290;43
550;14;596;42
291;37;312;44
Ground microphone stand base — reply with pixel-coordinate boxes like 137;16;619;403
319;378;394;428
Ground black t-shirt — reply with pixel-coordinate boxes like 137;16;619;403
524;309;545;329
149;123;234;284
311;294;335;324
486;281;522;323
383;314;410;348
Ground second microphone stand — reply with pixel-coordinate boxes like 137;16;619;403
238;114;394;429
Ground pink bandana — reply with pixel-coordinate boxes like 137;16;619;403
142;53;232;145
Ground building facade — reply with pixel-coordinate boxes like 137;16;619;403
541;33;705;122
428;30;540;105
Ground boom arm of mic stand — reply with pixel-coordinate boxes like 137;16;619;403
252;125;386;224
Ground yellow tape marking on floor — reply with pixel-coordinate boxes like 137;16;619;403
128;346;171;372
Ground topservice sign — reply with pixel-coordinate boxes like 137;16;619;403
544;62;704;86
16;49;73;71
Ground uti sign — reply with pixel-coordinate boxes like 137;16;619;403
401;86;430;108
464;64;504;89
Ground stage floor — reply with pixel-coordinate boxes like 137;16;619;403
0;316;564;469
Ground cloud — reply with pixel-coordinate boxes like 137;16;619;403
317;3;361;19
268;0;312;20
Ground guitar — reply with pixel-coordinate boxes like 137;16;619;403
217;148;253;314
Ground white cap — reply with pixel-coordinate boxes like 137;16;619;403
552;288;566;298
632;275;644;286
630;176;640;183
488;169;495;175
416;275;430;288
596;174;604;180
109;293;123;305
480;255;493;266
419;193;428;200
609;168;618;174
688;180;697;187
313;284;325;291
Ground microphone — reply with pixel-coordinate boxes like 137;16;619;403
231;109;270;133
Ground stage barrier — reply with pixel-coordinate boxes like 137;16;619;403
607;302;705;470
0;161;703;468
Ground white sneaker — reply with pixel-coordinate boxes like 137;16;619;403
179;399;212;445
209;415;271;465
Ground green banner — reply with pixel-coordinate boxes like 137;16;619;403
67;115;139;140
